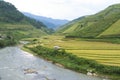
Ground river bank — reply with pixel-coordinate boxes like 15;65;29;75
23;45;120;80
0;46;104;80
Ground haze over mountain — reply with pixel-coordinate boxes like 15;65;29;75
57;3;120;38
23;12;69;29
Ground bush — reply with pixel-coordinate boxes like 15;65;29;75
0;35;17;48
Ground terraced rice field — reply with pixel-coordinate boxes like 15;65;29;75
26;36;120;66
66;50;120;66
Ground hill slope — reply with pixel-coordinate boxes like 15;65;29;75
23;12;69;29
57;4;120;38
0;1;50;40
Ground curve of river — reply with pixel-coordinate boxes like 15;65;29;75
0;46;105;80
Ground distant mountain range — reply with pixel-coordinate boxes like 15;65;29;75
57;4;120;38
23;12;69;29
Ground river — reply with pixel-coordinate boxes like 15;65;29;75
0;46;105;80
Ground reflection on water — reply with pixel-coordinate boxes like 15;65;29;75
0;47;105;80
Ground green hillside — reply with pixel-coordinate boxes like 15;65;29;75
0;1;50;47
98;19;120;38
0;1;50;37
56;17;85;34
57;4;120;38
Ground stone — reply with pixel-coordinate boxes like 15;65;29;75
55;63;64;68
24;68;38;74
87;72;93;76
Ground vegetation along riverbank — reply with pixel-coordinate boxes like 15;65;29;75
23;40;120;80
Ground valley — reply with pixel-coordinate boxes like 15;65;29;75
0;0;120;80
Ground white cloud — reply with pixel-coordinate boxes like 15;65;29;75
4;0;120;20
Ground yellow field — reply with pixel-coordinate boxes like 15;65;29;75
26;36;120;66
67;50;120;66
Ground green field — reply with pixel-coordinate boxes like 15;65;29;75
26;36;120;67
63;23;80;33
0;23;47;39
98;19;120;37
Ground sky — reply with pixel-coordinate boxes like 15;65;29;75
4;0;120;20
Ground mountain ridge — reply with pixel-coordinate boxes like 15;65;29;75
23;12;69;29
57;3;120;38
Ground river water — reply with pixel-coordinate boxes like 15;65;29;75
0;46;105;80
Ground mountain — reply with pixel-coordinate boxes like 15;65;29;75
0;1;50;40
56;16;85;34
23;12;69;29
57;4;120;38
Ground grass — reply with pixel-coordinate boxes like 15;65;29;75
25;36;120;67
0;24;34;30
63;23;80;33
0;23;47;39
98;19;120;37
